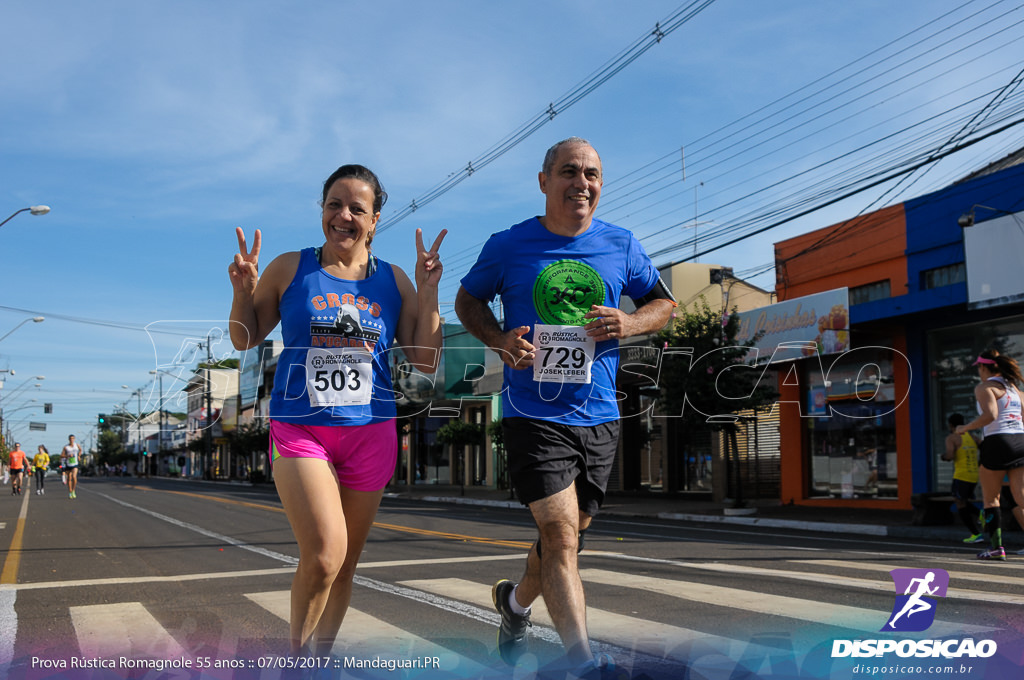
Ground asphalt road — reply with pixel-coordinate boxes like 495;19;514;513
0;476;1021;679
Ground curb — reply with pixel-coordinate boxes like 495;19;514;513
654;511;889;536
389;492;911;537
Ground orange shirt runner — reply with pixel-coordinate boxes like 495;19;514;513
8;449;27;471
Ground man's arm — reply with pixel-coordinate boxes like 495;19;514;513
582;299;675;341
941;433;957;461
454;286;535;370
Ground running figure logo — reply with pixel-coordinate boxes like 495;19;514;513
883;568;949;632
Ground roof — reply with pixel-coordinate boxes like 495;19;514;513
953;145;1024;184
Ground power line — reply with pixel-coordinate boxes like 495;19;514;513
374;0;718;235
655;116;1024;265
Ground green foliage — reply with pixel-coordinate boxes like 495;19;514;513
436;419;483;449
95;429;125;465
487;419;504;453
228;421;268;459
198;359;240;370
655;296;776;432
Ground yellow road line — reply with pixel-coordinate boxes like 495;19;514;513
126;485;286;514
126;485;531;550
372;521;532;549
0;490;31;584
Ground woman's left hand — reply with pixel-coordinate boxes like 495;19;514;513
415;228;447;289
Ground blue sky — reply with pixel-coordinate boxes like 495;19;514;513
2;0;1023;451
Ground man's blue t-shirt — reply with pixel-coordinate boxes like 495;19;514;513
460;217;660;426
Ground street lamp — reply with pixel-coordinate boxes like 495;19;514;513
3;375;45;402
0;317;44;343
0;206;50;229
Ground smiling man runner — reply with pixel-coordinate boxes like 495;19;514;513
455;137;676;676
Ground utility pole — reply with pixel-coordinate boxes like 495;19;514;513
201;334;214;480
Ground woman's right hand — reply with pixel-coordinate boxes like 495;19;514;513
229;227;261;296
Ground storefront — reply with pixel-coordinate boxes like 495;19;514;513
771;150;1024;510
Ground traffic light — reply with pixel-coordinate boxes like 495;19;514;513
98;413;106;427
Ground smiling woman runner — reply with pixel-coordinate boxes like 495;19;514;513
228;164;446;656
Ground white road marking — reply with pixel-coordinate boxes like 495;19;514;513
0;483;30;674
4;567;296;591
594;551;1024;606
579;568;996;636
399;577;748;664
246;590;488;675
70;601;186;659
96;492;298;565
358;554;526;569
787;559;1024;603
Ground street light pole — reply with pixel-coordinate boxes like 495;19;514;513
0;317;44;344
149;369;181;475
136;388;147;477
0;205;50;229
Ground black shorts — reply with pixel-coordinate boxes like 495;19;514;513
950;478;976;501
502;417;619;518
979;433;1024;471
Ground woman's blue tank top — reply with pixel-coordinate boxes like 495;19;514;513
268;247;402;425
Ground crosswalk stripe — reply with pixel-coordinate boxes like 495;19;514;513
358;554;526;569
399;577;747;663
596;551;1024;606
244;591;489;676
69;602;186;659
579;568;995;637
791;559;1024;595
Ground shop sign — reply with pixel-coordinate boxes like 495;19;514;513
735;288;851;363
964;209;1024;309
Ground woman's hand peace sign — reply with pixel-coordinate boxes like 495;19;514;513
228;227;262;296
415;228;447;289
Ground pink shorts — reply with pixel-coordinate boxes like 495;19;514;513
269;420;397;492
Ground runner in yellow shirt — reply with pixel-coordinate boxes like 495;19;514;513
943;414;984;543
33;445;51;495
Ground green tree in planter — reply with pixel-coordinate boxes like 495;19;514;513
655;296;776;505
436;420;483;490
488;418;511;492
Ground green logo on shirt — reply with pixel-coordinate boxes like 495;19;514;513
533;260;605;325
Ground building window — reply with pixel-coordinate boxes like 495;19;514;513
805;348;898;499
921;263;965;290
849;280;891;305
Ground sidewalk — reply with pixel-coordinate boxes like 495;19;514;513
384;483;982;542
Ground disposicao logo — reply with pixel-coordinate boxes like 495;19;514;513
883;568;948;632
831;567;998;660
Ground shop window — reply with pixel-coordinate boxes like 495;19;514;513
927;315;1024;492
806;349;898;499
921;263;965;290
849;280;891;305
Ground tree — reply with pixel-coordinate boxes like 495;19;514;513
436;419;483;449
655;296;777;505
227;421;269;482
95;429;125;467
488;419;511;492
436;420;483;492
198;358;240;370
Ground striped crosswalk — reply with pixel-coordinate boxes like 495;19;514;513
10;552;1015;670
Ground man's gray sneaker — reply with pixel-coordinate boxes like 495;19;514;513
492;579;531;665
